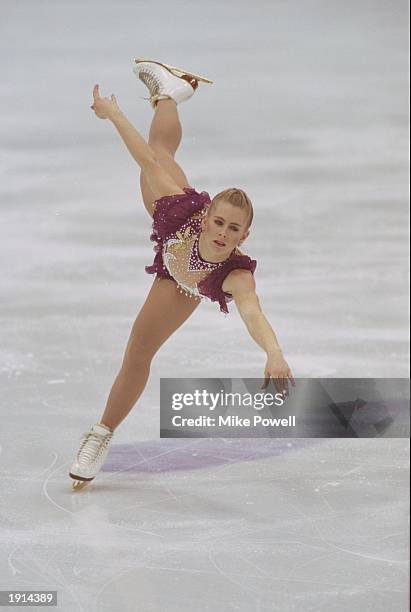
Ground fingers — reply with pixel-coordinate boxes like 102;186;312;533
261;372;270;390
281;370;296;396
262;374;285;396
261;373;294;396
276;376;287;397
91;84;100;111
93;84;116;102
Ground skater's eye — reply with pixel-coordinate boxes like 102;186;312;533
214;220;239;231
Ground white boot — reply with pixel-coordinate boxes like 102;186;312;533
133;60;198;109
69;422;113;490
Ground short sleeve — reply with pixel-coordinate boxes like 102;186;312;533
198;254;257;314
151;187;211;240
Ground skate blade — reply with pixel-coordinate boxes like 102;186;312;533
134;58;213;84
71;479;91;491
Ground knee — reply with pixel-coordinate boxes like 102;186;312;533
122;341;156;372
149;145;174;161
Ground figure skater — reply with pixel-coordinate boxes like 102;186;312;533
69;59;294;490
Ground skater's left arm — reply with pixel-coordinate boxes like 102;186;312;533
224;270;295;394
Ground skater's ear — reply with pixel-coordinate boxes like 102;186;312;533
201;212;209;230
240;228;250;243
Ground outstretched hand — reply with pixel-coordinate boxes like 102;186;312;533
262;352;295;396
90;84;121;119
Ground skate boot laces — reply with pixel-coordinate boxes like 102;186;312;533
139;69;160;96
77;430;112;465
138;68;197;97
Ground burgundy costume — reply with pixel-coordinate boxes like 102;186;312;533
146;187;257;314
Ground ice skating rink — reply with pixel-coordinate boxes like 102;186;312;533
1;0;409;610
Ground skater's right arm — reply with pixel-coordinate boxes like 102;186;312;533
91;85;183;198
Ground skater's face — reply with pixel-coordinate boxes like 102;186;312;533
202;201;250;255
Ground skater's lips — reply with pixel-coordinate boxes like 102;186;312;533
214;240;226;247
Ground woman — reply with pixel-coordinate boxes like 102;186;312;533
69;59;294;490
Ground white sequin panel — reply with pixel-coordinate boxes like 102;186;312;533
163;234;214;297
161;211;229;298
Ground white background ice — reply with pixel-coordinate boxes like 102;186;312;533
0;0;409;610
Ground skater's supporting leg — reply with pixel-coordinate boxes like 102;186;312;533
100;278;200;431
140;99;191;216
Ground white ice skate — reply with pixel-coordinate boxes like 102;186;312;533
133;58;213;109
69;423;113;491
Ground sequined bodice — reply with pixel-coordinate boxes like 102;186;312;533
162;209;231;297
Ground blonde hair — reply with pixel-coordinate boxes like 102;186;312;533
207;188;253;228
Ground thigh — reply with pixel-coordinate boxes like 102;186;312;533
140;152;192;218
122;277;200;367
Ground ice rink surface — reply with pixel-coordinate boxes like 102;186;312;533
1;0;409;610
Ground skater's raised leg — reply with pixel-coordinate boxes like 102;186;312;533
140;99;192;217
149;97;183;156
134;60;199;215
